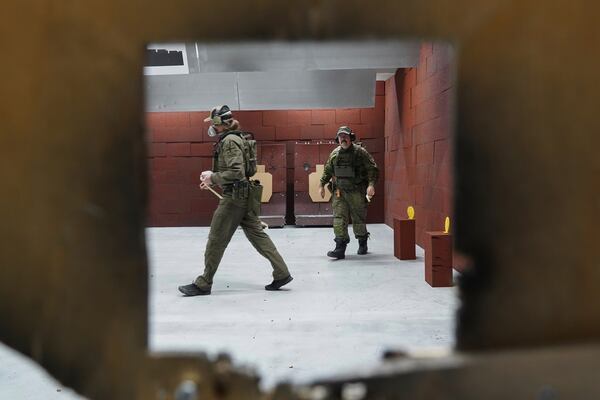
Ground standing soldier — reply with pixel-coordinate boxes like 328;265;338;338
319;126;379;259
178;105;293;296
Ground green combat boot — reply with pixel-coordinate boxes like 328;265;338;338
357;233;370;255
178;283;211;296
327;238;348;259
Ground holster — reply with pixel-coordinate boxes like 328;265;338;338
248;180;263;216
231;180;250;200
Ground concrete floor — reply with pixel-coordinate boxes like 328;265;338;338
0;223;458;397
148;224;458;389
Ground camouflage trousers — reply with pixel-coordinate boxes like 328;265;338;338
195;194;290;289
332;189;368;241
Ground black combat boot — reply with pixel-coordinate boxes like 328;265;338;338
357;233;370;255
327;237;348;259
265;275;293;291
178;283;211;296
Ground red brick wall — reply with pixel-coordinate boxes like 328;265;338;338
384;43;456;247
146;82;386;226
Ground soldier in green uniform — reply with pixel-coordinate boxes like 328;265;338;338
319;126;379;259
179;105;293;296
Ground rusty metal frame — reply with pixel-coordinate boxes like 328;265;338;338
1;0;599;398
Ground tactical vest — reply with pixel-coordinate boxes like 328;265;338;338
333;145;367;191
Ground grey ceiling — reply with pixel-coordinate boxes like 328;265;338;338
145;41;420;111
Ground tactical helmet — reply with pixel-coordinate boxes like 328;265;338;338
335;126;356;143
204;105;233;126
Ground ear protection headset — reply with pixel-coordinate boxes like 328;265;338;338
204;105;233;126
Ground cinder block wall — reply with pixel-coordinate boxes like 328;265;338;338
384;43;456;248
145;83;386;226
